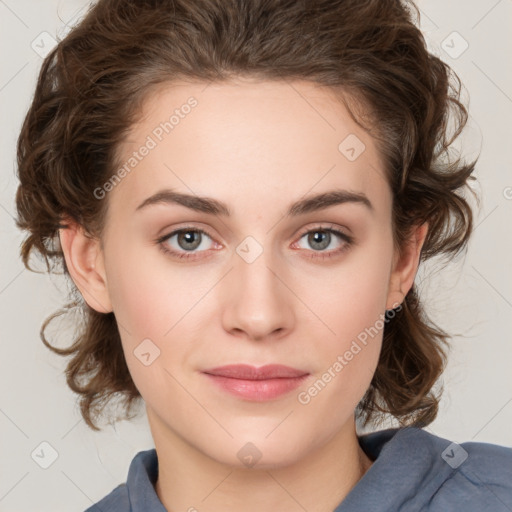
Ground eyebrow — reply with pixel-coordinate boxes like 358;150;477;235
135;188;373;217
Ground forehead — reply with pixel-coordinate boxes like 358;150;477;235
110;79;389;218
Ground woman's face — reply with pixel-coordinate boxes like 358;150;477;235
76;79;418;467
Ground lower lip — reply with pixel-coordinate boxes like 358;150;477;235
203;373;309;401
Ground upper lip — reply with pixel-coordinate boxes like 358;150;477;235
203;364;309;380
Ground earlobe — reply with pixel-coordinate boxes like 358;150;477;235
386;223;428;310
58;219;113;314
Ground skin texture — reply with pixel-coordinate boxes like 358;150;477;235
59;78;427;512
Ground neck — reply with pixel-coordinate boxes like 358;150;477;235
149;409;373;512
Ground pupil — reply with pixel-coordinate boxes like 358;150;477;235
180;231;200;250
310;230;329;250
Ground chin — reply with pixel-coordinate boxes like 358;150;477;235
208;434;309;470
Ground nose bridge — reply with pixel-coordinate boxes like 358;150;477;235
222;233;293;339
236;235;278;294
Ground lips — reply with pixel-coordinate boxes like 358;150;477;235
203;364;308;380
202;364;310;401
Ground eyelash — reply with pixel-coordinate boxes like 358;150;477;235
155;224;354;262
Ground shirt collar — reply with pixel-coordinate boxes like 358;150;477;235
125;426;452;511
334;426;453;511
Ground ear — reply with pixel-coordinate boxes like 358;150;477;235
58;219;112;314
386;222;428;310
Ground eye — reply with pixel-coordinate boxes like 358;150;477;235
292;225;354;260
156;227;218;260
155;224;354;262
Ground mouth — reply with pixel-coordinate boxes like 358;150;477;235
202;364;310;401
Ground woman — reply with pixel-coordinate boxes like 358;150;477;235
15;0;512;510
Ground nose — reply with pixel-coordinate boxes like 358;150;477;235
220;243;295;342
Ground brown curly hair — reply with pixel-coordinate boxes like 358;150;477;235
15;0;478;431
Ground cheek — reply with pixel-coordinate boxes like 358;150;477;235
295;232;393;385
302;235;392;335
103;238;214;366
295;254;391;415
102;251;187;400
106;263;162;335
103;233;182;332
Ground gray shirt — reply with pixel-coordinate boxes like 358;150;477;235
84;426;512;511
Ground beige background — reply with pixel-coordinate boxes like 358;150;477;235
1;1;511;510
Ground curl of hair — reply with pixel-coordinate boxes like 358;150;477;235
15;0;478;431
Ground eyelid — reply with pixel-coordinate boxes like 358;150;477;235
156;223;351;245
155;225;219;249
295;223;351;240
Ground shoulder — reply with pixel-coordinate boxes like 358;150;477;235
83;483;130;512
409;426;512;478
353;426;512;511
453;436;512;498
83;448;160;512
403;427;512;510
